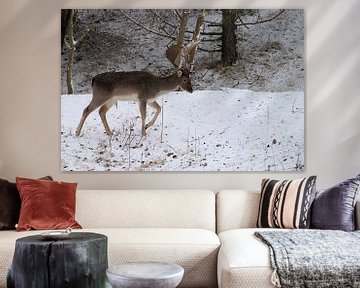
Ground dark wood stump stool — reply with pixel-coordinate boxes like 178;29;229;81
7;232;108;288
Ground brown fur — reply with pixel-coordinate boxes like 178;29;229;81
76;70;193;137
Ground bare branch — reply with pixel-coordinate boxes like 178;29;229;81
200;31;223;36
207;24;222;27
174;10;182;21
203;9;285;30
119;10;176;40
237;16;249;30
150;9;219;37
150;10;177;29
148;10;219;38
235;9;285;27
198;47;221;53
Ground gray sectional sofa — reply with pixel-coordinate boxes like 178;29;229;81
0;189;359;288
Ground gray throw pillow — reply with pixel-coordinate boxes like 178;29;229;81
311;174;360;231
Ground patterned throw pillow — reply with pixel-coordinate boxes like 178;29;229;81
257;176;317;229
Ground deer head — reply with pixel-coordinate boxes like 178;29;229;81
175;68;193;93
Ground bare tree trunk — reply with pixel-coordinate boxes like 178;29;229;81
65;10;75;94
63;10;98;94
177;9;189;47
221;9;238;66
188;9;206;72
61;10;72;51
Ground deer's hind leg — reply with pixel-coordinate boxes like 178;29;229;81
99;100;116;136
76;98;103;136
139;100;147;136
145;101;161;130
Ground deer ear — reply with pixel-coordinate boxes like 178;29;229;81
177;69;183;77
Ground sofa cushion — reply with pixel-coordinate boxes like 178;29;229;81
0;228;220;288
218;228;277;288
0;176;53;230
216;190;260;233
311;174;360;231
103;228;219;288
16;177;82;231
257;177;316;229
0;179;20;230
76;190;216;231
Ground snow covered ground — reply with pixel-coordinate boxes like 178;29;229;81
61;89;304;171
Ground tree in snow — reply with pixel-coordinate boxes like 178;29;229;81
119;9;285;68
203;9;285;66
120;9;205;72
62;9;99;94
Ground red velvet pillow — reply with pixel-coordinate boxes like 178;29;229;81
16;177;82;231
0;176;53;230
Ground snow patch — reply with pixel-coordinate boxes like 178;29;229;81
61;89;304;171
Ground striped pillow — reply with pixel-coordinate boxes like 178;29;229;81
257;176;317;229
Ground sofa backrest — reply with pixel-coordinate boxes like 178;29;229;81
217;190;360;232
216;190;260;233
76;190;216;231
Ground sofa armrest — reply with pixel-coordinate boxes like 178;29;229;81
356;201;360;230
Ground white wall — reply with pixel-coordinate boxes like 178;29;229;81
0;0;359;190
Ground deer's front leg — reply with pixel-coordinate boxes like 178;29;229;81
139;100;147;136
145;101;161;130
76;101;99;136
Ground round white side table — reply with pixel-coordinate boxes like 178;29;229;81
106;262;184;288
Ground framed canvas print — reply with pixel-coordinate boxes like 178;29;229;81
61;9;304;171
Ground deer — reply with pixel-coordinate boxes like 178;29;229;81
75;67;195;137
